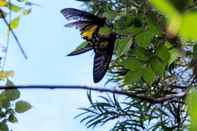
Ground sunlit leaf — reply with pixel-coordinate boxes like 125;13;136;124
0;71;15;80
10;16;20;29
0;0;6;7
179;13;197;41
149;0;179;20
187;92;197;131
15;100;32;113
168;48;181;65
8;4;22;12
149;0;181;37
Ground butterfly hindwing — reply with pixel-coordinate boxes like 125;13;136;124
93;41;115;83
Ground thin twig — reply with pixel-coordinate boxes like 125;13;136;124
0;9;28;59
2;0;11;69
1;85;189;103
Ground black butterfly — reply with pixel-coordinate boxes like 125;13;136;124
61;8;111;42
68;33;117;83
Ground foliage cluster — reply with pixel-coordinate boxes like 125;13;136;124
0;0;32;130
73;0;197;130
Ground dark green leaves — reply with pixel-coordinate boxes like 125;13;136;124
157;45;170;63
124;70;142;84
151;58;166;75
15;100;32;113
0;79;31;131
116;38;132;57
75;0;195;130
0;123;8;131
3;89;20;101
143;67;156;85
8;113;18;123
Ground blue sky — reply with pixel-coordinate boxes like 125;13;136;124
3;0;112;131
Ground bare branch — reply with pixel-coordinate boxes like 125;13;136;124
0;85;189;103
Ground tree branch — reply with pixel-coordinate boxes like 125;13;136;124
1;85;188;103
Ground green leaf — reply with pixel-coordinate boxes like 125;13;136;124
157;45;170;64
132;47;149;61
187;92;197;130
168;48;181;65
10;16;20;29
15;100;32;113
0;95;10;108
135;20;159;48
115;15;133;29
149;0;181;36
193;44;197;56
122;58;142;71
103;7;117;20
135;32;153;48
99;26;111;35
151;57;166;75
180;13;197;41
8;4;22;12
0;123;8;131
124;70;142;84
3;89;20;101
142;67;156;85
0;110;5;118
8;113;18;123
149;0;179;20
116;38;132;57
0;71;14;80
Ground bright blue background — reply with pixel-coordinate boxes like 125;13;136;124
4;0;113;130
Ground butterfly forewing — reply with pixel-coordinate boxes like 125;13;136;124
67;44;93;56
61;8;100;21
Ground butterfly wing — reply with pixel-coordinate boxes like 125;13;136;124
93;41;115;83
67;43;93;56
61;8;101;21
81;25;98;41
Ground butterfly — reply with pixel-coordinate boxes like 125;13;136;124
67;32;117;83
61;8;112;42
